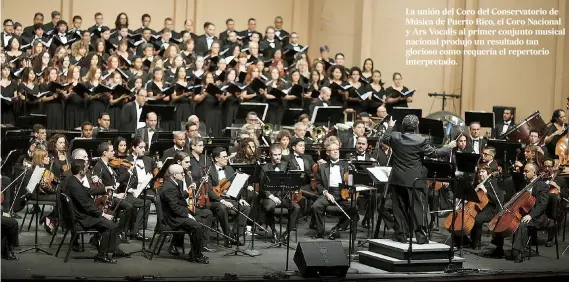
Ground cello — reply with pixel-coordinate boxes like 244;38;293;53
488;172;545;238
443;170;492;233
554;98;569;166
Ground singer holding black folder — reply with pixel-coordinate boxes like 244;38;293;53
384;72;412;112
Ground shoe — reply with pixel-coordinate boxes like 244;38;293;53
280;231;290;243
43;223;53;235
311;233;324;239
485;248;505;258
223;239;232;248
545;240;554;247
72;244;84;252
94;254;117;264
415;230;429;245
271;233;279;244
2;250;18;260
169;245;180;256
112;249;131;258
189;254;209;264
130;233;149;241
327;226;340;240
232;234;244;246
119;233;129;244
391;233;408;243
202;246;215;252
361;217;370;229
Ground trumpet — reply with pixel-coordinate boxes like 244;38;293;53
312;126;327;143
262;123;274;137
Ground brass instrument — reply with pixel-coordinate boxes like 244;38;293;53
262;123;274;137
312;126;327;143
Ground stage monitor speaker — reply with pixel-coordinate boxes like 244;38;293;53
492;106;516;125
293;241;349;278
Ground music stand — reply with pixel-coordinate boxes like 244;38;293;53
15;114;47;129
230;163;262;256
156;132;174;141
281;108;306;127
69;139;104;159
419;118;445;145
310;106;343;128
96;131;135;144
391;108;422;132
235;102;269;123
465;111;495;128
409;159;455;264
486;139;523;173
148;141;173;160
339;149;357;160
139;104;177;130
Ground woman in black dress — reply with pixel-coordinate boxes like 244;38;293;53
345;67;366;114
63;65;86;130
222;68;240;128
264;67;285;126
306;70;323;113
180;38;196;67
285;69;304;110
361;58;374;82
113;136;128;159
171;67;193;128
327;65;348;107
1;65;17;125
313;60;329;85
544;109;567;158
241;64;264;103
5;38;23;69
18;67;42;115
102;55;120;79
85;67;109;124
364;70;387;115
194;72;223;137
80;52;101;79
46;134;70;180
39;67;65;129
385;72;412;112
106;71;129;129
146;68;173;130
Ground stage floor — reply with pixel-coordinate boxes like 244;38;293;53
2;208;569;281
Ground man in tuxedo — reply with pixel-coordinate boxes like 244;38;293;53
207;147;252;247
239;18;261;47
188;115;207;137
354;136;376;161
481;146;500;172
493;108;515;138
1;19;14;48
91;142;133;243
382;115;455;244
283;32;302;66
93;113;117;137
292;122;314;146
162;131;188;161
80;122;94;139
219;18;235;44
488;163;552;262
49;20;73;56
135;111;160;150
288;138;317;218
42;10;61;34
66;159;129;263
121;89;147;132
23;12;44;38
159;164;209;264
258;144;301;243
108;25;130;48
87;12;105;40
181;19;198;41
342;121;366;149
309;87;331;117
466;122;487;155
184;122;200;150
195;22;217;57
311;139;357;240
259;26;282;59
134;14;155;35
274;16;290;46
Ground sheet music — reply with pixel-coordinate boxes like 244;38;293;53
355;184;377;192
226;173;249;199
26;166;46;194
133;172;153;198
366;166;392;183
360;91;372;100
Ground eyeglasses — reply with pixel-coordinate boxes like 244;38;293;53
326;148;339;152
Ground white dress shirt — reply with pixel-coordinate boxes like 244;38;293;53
329;161;342;188
215;164;226;181
294;154;304;170
147;128;155;144
135;101;145;129
206;35;214;49
472;138;480;154
58;33;68;44
501;121;511;135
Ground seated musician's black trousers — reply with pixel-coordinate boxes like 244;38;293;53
469;207;495;244
176;217;204;256
126;194;151;236
492;221;534;253
311;196;355;235
1;216;19;249
111;198;133;233
172;207;213;248
262;198;301;232
94;219;119;256
209;200;251;236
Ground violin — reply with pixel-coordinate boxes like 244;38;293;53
109;158;133;169
310;163;319;191
187;183;197;213
195;165;212;209
488;173;545;238
341;171;360;200
213;178;231;197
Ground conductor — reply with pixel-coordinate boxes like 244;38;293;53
382;115;456;244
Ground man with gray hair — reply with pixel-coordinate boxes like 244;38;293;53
382;114;456;244
293;122;313;145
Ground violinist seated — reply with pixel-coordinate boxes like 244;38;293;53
47;133;71;181
454;165;501;250
162;132;189;162
18;149;59;234
527;130;549;160
158;164;210;264
480;147;500;173
543;158;567;200
230;138;259;203
1;207;19;260
341;121;366;149
258;144;301;243
288;138;316;197
207;147;253;247
91;141;136;243
119;138;156;241
311;139;358;240
134;112;161;150
487;163;553;262
513;145;539;174
170;152;214;254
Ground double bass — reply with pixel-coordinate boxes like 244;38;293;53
488;173;544;238
555;98;569;166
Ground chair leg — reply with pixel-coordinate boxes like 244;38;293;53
149;234;162;260
181;234;186;254
64;233;77;263
563;210;567;242
148;232;157;249
19;206;29;233
81;234;85;250
157;235;168;256
27;208;35;232
555;224;560;259
49;221;60;248
55;230;69;257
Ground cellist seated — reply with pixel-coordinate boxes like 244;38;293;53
486;163;552;262
452;165;501;249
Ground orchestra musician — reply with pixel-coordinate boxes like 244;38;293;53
231;137;257;165
65;159;130;264
207;147;252;247
309;87;331;118
311;139;357;240
480;147;500;173
455;165;501;250
543;109;567;158
342;120;366;149
528;130;548;159
162;131;189;161
492;108;515;138
258;144;301;243
466;122;487;155
382;115;455;244
120;89;147;132
1;212;19;260
514;145;540;173
135;112;161;150
292;122;314;145
170;151;214;254
46;133;70;179
158;164;209;264
486;163;552;262
354;136;376;161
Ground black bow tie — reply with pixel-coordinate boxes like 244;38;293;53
358;152;366;157
138;105;143;109
148;128;155;132
330;162;339;167
218;168;224;171
295;155;302;159
504;122;510;125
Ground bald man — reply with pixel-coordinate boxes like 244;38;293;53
135;112;161;150
162;131;188;161
309;87;331;117
159;164;209;264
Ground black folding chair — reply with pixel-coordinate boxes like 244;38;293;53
148;193;186;260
